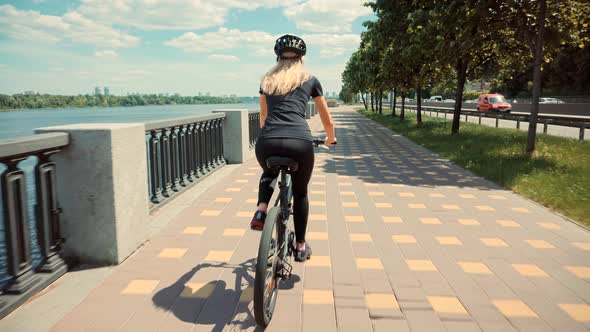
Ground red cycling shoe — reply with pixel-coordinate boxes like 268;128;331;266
250;210;266;231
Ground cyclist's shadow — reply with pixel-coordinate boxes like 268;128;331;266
152;257;300;331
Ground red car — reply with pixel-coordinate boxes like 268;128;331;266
477;94;511;113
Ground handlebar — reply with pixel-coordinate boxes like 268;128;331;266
312;139;337;149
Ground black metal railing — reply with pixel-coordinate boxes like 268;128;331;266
403;105;590;141
145;114;226;208
0;132;69;319
248;111;261;148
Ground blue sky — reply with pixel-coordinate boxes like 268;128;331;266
0;1;374;96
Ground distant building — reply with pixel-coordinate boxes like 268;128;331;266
103;86;110;96
206;92;210;96
94;87;102;96
198;92;202;96
24;90;36;95
230;94;237;98
332;91;337;98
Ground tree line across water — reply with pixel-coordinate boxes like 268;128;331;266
0;93;253;110
340;0;589;153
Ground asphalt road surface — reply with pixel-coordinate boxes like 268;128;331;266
407;102;590;118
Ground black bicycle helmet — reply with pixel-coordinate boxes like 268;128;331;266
274;34;306;57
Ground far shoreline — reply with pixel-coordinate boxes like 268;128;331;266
0;102;246;112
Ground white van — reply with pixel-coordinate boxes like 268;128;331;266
429;95;443;102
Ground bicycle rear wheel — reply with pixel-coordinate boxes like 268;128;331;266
254;207;281;327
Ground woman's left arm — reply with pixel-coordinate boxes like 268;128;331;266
259;95;268;128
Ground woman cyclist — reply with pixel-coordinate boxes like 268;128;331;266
250;34;336;262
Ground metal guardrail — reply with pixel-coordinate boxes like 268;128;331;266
145;114;226;208
0;132;69;319
408;101;590;117
248;111;261;148
404;105;590;141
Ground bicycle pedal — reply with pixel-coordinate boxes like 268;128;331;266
279;260;293;279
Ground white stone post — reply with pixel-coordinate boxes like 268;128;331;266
34;123;149;265
305;103;312;119
213;109;251;164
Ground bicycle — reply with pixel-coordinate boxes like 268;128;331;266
253;138;335;328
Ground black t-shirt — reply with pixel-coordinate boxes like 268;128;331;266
258;76;323;141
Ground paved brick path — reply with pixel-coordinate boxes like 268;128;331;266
50;106;590;331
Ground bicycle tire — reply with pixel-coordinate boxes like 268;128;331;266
254;206;281;327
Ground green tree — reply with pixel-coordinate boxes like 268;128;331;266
342;50;371;110
500;0;590;153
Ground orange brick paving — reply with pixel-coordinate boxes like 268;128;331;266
50;106;590;331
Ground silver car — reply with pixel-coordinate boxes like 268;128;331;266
539;97;564;104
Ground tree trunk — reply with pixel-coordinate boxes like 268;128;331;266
416;86;423;126
392;88;397;116
389;90;394;111
361;92;367;110
379;90;383;114
370;92;374;112
526;0;547;154
400;92;406;121
376;91;379;113
451;58;468;135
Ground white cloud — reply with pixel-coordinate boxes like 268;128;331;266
218;0;300;10
164;28;359;59
125;69;150;75
208;54;240;62
0;5;140;48
95;50;118;58
0;53;347;97
218;72;241;80
284;0;372;33
77;0;298;31
253;48;275;57
303;33;360;58
164;28;274;53
78;0;223;30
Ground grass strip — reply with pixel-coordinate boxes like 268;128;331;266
358;108;590;226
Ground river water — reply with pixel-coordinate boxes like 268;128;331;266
0;103;259;139
0;103;258;288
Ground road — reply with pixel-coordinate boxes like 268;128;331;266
406;102;590;118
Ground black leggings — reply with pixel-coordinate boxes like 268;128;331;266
255;137;314;243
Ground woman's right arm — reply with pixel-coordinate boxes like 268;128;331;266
314;96;336;145
259;94;268;128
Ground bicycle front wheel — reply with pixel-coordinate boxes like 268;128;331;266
254;207;281;327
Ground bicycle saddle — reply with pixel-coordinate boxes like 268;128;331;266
266;156;299;172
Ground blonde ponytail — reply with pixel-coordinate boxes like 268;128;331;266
260;58;311;95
